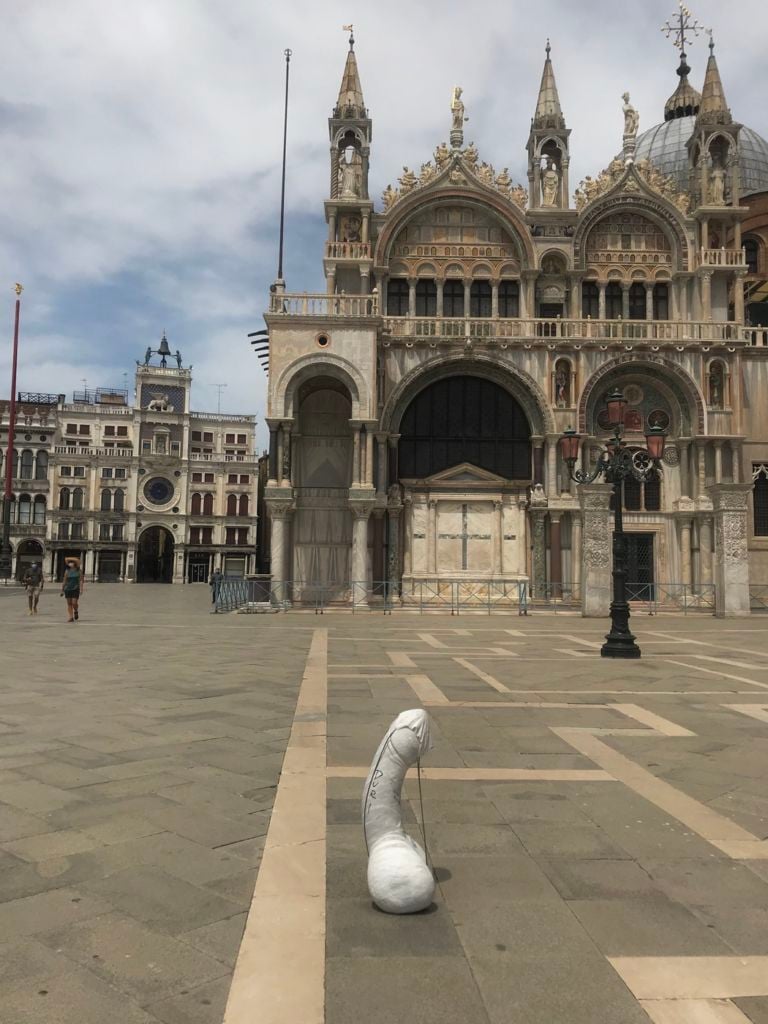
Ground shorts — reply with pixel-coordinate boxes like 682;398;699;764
27;586;42;599
64;589;80;599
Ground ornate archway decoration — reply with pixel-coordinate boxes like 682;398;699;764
273;352;369;421
578;355;705;435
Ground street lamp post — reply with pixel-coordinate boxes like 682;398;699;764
559;388;666;659
1;284;23;580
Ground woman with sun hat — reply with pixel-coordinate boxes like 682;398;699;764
60;557;84;622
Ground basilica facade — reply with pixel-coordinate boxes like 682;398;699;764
263;28;768;613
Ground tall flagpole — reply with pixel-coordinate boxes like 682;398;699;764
1;284;23;578
276;48;292;285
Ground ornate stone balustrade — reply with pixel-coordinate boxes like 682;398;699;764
325;241;372;260
269;292;379;317
698;248;747;267
54;446;134;457
382;316;750;346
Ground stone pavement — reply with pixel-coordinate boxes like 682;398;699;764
2;586;768;1022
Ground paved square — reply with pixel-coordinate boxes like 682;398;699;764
2;586;768;1023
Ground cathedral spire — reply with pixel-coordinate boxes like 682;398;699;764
334;29;366;120
697;34;732;125
533;39;565;130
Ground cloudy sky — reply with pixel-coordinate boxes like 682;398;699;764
1;0;765;443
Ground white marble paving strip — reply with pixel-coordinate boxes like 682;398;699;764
723;703;768;724
404;673;450;704
453;659;513;693
610;703;696;736
224;628;327;1024
640;999;754;1023
387;650;417;668
695;655;768;672
609;957;768;1000
666;660;768;690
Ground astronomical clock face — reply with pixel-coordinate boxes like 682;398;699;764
143;477;174;506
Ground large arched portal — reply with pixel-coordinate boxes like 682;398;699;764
397;374;532;588
136;526;174;583
15;539;43;581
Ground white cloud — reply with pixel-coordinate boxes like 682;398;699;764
1;0;766;443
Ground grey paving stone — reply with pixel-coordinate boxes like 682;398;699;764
536;858;658;899
733;997;768;1023
81;866;243;935
146;976;232;1024
326;957;491;1024
178;913;247;968
38;911;230;1003
566;896;734;955
639;858;768;908
2;827;105;861
327;897;462;958
511;821;633;859
0;886;113;936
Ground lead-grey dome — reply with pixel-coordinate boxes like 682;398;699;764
634;117;768;198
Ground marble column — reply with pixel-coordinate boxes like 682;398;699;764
364;428;375;486
579;483;612;617
679;440;691;497
493;500;503;575
697;441;707;497
730;441;741;483
532;437;544;487
387;505;402;595
701;271;712;321
679;518;692;587
388;435;400;488
699;516;713;587
621;284;630;320
375;434;388;498
491;281;499;319
372;511;385;589
645;283;654;320
408;279;416;318
463;280;471;319
546;437;558;498
402;499;413;577
531;510;547;599
707;483;752;616
351;423;361;485
550;512;562;598
714;442;723;484
598;283;606;320
280;423;292;485
571;511;582;589
350;504;372;606
427;499;438;574
268;504;291;604
267;424;279;484
734;271;745;324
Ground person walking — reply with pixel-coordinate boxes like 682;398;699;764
60;557;84;622
22;562;44;616
209;567;223;609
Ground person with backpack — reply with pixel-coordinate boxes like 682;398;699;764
22;562;44;616
60;557;84;623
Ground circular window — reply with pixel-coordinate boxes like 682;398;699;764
316;334;330;348
143;477;174;506
39;435;47;442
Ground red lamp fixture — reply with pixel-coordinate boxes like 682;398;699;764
559;427;581;465
605;388;627;428
645;424;667;461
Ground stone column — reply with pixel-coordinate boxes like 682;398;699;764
701;271;712;321
280;423;292;486
350;503;372;606
371;511;385;587
679;439;691;497
679;517;692;587
463;280;472;319
531;436;544;486
714;441;723;484
267;423;279;484
491;281;499;319
408;279;416;318
375;434;388;498
707;483;752;616
402;498;413;577
645;283;654;320
387;503;402;595
268;503;292;604
436;280;444;317
570;277;581;319
734;271;746;324
387;435;400;487
530;510;547;599
364;428;375;486
697;440;707;496
699;516;713;586
579;483;612;617
598;283;606;320
571;511;582;588
326;266;336;296
427;499;438;574
621;284;630;320
550;512;562;598
351;422;362;485
546;437;558;498
730;440;741;483
493;500;503;575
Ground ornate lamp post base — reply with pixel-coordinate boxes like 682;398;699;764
601;611;641;658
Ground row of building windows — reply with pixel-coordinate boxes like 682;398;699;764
4;494;47;524
190;493;250;516
386;278;671;320
0;449;48;480
189;526;250;545
189;472;251;484
190;431;249;445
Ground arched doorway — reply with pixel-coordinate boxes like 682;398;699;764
136;526;174;583
397;374;532;588
15;539;43;580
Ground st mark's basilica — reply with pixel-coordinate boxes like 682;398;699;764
263;16;768;614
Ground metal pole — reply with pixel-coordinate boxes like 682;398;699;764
1;285;22;579
601;476;641;658
276;48;292;282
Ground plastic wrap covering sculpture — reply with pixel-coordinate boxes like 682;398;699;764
362;709;435;914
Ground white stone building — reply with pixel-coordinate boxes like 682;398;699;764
262;27;768;614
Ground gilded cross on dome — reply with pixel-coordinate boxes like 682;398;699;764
661;2;706;53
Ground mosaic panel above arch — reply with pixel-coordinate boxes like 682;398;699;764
585;211;672;280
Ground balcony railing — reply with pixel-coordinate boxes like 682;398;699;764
10;523;46;536
382;316;750;345
746;328;768;347
269;291;379;317
190;452;257;463
698;247;747;267
324;241;372;260
54;446;134;457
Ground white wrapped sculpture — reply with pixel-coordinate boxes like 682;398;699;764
362;709;435;914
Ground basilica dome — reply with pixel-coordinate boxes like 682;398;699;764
635;117;768;198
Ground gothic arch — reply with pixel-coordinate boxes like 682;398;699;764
374;189;536;271
382;353;555;437
273;352;370;420
573;192;692;273
538;247;570;270
578;355;705;435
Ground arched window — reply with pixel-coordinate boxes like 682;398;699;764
17;494;32;524
754;465;768;536
113;489;124;512
470;281;492;318
744;238;759;275
554;359;572;408
387;279;409;316
59;487;71;510
72;487;84;510
226;493;238;516
33;496;46;524
443;280;464;317
203;492;214;515
191;492;201;515
644;470;661;511
582;282;599;319
19;450;34;479
415;279;437;316
629;283;646;320
653;283;669;320
606;283;623;319
35;450;48;480
498;281;519;318
100;489;112;511
708;361;726;409
623;476;642;511
239;494;249;517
